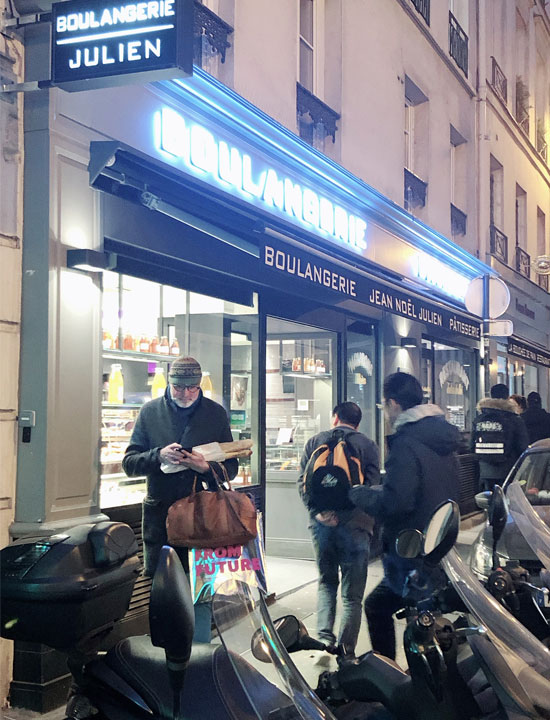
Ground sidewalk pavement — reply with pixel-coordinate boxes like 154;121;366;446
1;514;485;720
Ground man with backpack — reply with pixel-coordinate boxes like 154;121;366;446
470;383;529;491
349;372;460;661
299;401;379;659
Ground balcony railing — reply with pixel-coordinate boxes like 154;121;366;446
490;224;508;264
193;1;233;67
515;246;531;279
450;203;467;236
538;274;549;292
490;56;507;103
296;83;340;146
536;119;548;163
449;12;468;77
515;77;530;136
410;0;430;25
404;168;427;211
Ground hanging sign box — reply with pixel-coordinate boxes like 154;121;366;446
51;0;193;91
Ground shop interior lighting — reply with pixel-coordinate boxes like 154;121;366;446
400;337;418;348
67;249;117;272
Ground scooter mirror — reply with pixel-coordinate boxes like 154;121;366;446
251;615;320;662
488;485;508;553
423;500;460;567
395;529;423;558
475;491;491;511
251;627;273;663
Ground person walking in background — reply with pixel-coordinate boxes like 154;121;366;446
522;391;550;444
350;372;460;661
471;383;529;491
510;394;527;414
299;402;379;659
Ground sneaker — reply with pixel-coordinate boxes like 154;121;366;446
309;649;332;667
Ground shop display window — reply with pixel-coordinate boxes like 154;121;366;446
346;323;376;441
421;338;476;432
265;317;336;478
100;271;259;508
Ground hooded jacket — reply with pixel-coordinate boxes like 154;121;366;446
470;398;529;481
350;404;460;550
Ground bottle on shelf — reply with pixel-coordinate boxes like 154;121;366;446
151;366;167;399
150;336;161;354
107;364;124;404
170;338;180;356
102;330;114;351
200;371;213;399
292;357;301;372
139;335;151;353
123;333;134;351
159;336;170;354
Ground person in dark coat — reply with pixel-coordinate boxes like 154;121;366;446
470;383;529;491
299;402;379;657
349;372;460;660
122;356;237;578
522;392;550;444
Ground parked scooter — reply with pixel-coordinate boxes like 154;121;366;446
2;500;550;720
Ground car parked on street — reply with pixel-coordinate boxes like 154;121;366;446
470;439;550;582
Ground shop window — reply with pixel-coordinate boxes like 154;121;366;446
100;272;258;509
265;317;336;478
346;321;377;442
422;338;476;433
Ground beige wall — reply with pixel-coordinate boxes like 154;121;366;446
0;0;23;706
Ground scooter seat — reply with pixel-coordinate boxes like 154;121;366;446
90;634;293;719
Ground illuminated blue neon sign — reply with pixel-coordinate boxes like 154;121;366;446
412;254;470;301
154;107;367;252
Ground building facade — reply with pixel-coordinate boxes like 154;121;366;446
1;0;549;710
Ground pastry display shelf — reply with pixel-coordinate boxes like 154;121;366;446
103;349;175;363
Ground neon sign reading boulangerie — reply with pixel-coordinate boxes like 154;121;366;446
155;107;368;252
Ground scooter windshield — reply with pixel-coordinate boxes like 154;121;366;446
506;479;550;570
442;548;550;676
212;580;337;720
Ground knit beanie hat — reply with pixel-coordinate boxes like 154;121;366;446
168;356;202;386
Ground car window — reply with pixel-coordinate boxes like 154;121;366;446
516;452;550;505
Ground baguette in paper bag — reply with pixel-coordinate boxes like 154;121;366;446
161;439;253;473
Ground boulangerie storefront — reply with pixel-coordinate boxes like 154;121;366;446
14;63;494;708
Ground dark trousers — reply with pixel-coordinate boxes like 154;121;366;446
364;577;406;661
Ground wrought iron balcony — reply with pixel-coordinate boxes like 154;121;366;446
410;0;430;25
515;77;530;136
490;224;508;264
538;273;549;292
536;119;548;163
449;12;468;77
490;56;507;103
515;246;531;279
194;1;233;67
296;83;340;145
450;203;467;236
404;168;427;211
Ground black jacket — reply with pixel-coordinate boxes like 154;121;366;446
522;406;550;444
350;405;460;546
470;398;529;481
122;392;237;503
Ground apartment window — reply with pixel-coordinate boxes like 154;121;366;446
537;208;549;291
404;76;428;211
515;184;527;250
515;9;530;136
450;125;467;237
193;0;233;74
449;0;468;76
297;0;339;152
489;156;507;264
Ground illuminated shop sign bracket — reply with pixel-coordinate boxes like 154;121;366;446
154;106;368;254
51;0;193;91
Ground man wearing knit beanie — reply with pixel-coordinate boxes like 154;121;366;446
122;355;237;602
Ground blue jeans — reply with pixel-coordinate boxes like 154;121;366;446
311;520;370;654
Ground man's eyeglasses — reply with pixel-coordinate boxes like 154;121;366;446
171;384;200;395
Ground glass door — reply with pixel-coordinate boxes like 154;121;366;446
346;320;377;442
265;316;338;559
